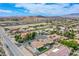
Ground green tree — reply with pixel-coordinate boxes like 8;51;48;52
59;40;78;50
64;30;75;39
15;34;23;43
23;32;37;41
31;32;37;39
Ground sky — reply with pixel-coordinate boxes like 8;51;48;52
0;3;79;17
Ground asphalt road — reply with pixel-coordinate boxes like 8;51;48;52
0;27;24;56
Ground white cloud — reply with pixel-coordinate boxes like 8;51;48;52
68;4;79;13
0;9;12;13
15;3;79;16
15;4;66;16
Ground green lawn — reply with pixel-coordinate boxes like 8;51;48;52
37;47;48;52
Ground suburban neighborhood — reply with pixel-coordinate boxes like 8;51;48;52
0;16;79;56
0;3;79;56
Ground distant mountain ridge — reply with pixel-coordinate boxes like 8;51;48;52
1;13;79;18
63;13;79;18
1;13;79;21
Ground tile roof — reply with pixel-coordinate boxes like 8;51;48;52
40;46;71;56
